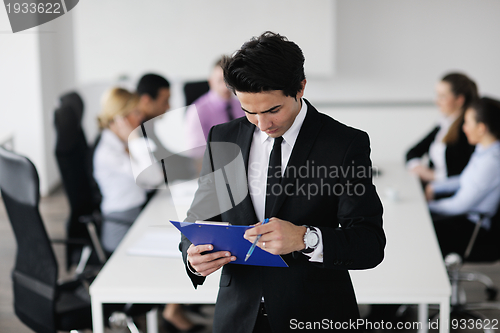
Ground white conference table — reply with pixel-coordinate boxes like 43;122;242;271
90;162;451;333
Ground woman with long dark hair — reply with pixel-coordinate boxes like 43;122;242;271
406;73;478;183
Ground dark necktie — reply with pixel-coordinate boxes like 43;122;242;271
265;136;283;218
225;102;234;122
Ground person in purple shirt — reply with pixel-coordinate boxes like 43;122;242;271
186;57;245;169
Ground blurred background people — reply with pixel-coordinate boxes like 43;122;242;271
427;97;500;258
94;87;203;332
185;57;245;171
406;73;478;183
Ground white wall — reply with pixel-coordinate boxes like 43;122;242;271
332;0;500;102
73;0;336;83
322;107;438;164
0;14;46;192
38;12;77;195
72;0;500;104
0;10;76;195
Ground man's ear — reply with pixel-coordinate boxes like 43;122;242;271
140;94;150;105
478;122;488;136
296;79;307;100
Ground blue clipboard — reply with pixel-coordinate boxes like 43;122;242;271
170;221;288;268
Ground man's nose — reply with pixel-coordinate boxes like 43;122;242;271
257;114;271;131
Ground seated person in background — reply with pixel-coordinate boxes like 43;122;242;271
406;73;478;183
426;97;500;258
137;73;171;122
185;57;245;170
94;87;202;332
94;87;163;253
136;73;196;182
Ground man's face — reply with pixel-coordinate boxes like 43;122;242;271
236;80;306;138
142;87;171;119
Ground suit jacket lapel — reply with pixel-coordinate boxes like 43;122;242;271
271;100;324;217
236;120;255;173
233;120;258;225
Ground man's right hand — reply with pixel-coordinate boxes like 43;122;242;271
187;244;236;277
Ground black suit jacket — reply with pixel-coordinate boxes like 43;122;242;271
406;123;475;177
181;100;385;332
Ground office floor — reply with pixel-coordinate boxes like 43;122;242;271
0;188;499;333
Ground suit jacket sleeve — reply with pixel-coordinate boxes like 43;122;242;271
319;131;385;270
406;126;439;162
180;127;222;288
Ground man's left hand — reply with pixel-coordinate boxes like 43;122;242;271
243;218;307;255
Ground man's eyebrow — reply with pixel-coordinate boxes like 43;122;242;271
242;105;281;115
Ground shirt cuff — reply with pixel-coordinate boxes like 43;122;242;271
302;227;324;263
187;260;203;277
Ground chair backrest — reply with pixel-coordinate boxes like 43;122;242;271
54;91;101;213
0;147;58;333
54;92;102;267
183;80;209;107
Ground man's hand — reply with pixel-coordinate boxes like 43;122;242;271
243;218;307;255
410;165;435;182
187;244;236;277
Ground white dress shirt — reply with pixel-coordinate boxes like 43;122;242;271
247;99;324;262
407;112;460;181
429;141;500;229
93;129;163;214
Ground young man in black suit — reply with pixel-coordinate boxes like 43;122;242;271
181;32;385;332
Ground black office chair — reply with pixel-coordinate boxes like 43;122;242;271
439;208;500;330
0;146;153;333
183;80;209;106
0;146;93;333
54;91;107;271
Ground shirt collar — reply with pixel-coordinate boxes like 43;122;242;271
475;140;500;154
258;98;308;145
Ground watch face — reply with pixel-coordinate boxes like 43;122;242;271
306;230;319;248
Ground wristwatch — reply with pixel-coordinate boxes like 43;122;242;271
301;226;320;253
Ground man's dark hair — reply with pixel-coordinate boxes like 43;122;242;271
221;31;305;98
136;73;170;100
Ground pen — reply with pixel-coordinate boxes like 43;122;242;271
244;218;269;262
